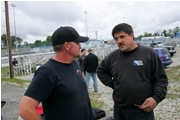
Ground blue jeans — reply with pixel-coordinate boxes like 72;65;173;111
85;71;98;91
114;105;154;120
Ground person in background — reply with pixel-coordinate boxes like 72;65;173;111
84;48;99;92
12;58;18;66
20;57;23;65
18;26;93;120
78;48;86;79
97;23;168;120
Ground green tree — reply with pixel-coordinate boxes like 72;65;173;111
23;41;29;47
154;31;159;36
46;36;52;43
1;34;7;47
173;26;180;37
174;26;180;33
137;35;143;40
10;36;16;48
143;32;152;37
16;37;23;47
162;30;167;37
167;29;172;36
45;36;52;46
30;43;35;48
34;40;42;47
1;34;22;48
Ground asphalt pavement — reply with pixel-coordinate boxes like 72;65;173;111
1;83;25;120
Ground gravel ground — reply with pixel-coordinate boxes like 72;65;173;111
1;47;180;120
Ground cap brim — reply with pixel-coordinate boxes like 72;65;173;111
74;36;89;43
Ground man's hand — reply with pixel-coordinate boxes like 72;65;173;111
139;97;157;112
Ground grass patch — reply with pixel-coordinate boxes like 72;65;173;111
1;66;9;77
110;107;113;111
166;93;180;99
165;65;180;81
1;77;30;88
1;66;30;77
1;66;9;74
165;65;180;99
89;92;104;109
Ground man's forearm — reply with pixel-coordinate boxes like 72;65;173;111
19;111;42;120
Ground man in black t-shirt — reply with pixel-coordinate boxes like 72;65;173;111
18;26;93;120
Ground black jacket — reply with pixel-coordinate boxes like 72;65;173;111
84;53;98;73
97;45;168;108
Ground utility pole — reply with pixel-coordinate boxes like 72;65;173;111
95;31;98;40
5;1;14;78
10;4;17;51
153;19;156;40
84;11;88;37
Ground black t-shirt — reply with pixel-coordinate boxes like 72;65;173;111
25;59;93;120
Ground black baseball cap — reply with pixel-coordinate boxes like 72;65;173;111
51;26;89;46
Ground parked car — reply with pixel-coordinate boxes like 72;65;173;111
163;46;176;57
153;47;173;67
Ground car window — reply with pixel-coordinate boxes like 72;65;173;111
161;49;168;54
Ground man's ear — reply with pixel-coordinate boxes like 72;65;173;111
64;42;70;51
131;33;134;40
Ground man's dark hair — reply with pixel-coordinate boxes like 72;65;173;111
81;48;86;53
112;23;134;37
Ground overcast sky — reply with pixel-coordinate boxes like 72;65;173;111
1;1;180;43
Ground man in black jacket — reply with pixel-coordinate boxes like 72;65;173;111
12;58;18;66
84;48;99;92
97;23;168;120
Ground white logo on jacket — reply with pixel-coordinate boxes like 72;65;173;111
133;60;143;66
